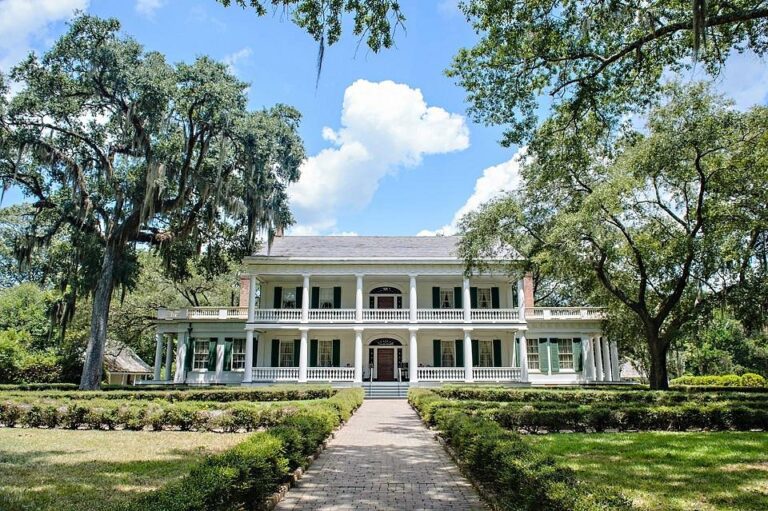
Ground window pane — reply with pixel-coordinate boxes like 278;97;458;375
441;341;455;367
440;289;454;309
319;288;334;309
193;339;208;370
280;341;294;367
319;340;333;367
282;289;297;309
526;338;539;370
477;288;492;309
232;338;245;370
479;340;493;367
558;338;574;369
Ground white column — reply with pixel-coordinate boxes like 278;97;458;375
517;279;526;321
463;328;474;382
354;328;363;383
409;327;418;383
519;333;529;382
215;338;224;382
298;328;308;382
602;337;612;382
243;329;254;383
247;275;257;322
507;281;515;310
301;274;310;322
594;336;605;381
173;331;186;383
164;336;173;380
409;274;417;323
610;340;621;382
463;277;471;322
153;331;163;381
355;274;363;323
582;335;595;382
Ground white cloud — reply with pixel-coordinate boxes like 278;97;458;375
289;79;470;234
135;0;164;18
222;47;253;75
0;0;87;73
418;147;527;236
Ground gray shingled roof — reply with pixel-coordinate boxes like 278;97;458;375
256;236;462;259
104;342;153;374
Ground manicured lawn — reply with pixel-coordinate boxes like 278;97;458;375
0;428;244;511
529;431;768;511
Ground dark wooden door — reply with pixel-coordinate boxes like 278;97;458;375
377;349;395;381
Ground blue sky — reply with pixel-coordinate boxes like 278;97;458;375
2;0;767;236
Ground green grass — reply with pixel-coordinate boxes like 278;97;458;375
0;428;244;511
529;431;768;511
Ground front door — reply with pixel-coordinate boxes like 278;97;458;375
377;348;395;381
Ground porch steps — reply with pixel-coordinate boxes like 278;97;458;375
363;382;410;399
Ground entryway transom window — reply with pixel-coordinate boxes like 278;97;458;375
369;286;403;309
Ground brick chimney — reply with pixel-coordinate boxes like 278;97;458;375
523;273;535;308
239;276;250;307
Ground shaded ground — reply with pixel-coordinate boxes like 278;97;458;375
0;428;243;511
529;431;768;511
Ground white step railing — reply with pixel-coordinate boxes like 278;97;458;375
362;309;410;322
526;307;605;320
307;367;355;381
416;309;464;322
417;367;465;381
308;309;356;322
252;367;299;381
470;309;521;322
473;367;522;382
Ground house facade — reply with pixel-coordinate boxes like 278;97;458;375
152;236;621;386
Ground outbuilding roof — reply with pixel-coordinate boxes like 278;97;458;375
255;236;462;259
103;342;153;374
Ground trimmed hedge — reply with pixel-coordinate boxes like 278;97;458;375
0;383;79;391
122;388;364;511
670;373;766;387
409;389;631;511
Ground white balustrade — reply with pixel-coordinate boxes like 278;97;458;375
417;367;465;381
526;307;605;320
362;309;410;322
416;309;464;322
472;367;522;382
306;367;355;381
251;309;302;322
470;309;521;322
308;309;356;322
252;367;300;381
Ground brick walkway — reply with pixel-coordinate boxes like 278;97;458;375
275;400;487;511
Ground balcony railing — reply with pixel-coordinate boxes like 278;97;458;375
473;367;522;382
308;309;356;322
470;309;520;322
416;309;464;322
526;307;604;320
157;307;248;320
417;367;465;381
252;309;302;322
252;367;300;381
307;367;355;381
362;309;410;322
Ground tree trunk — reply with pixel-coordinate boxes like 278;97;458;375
646;327;670;390
79;243;119;390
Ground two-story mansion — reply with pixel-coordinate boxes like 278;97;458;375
152;236;621;386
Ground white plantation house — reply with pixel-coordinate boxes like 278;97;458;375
151;236;621;389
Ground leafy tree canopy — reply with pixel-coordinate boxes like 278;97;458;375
450;0;768;145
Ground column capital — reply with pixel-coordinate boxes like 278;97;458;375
408;273;418;278
462;327;474;333
302;273;311;278
298;327;309;332
355;273;365;278
408;326;419;333
354;326;365;333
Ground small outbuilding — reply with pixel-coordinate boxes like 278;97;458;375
103;342;153;385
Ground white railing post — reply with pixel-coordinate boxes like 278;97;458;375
243;329;254;383
298;328;308;383
354;327;363;383
301;274;310;323
247;275;257;322
519;333;529;382
409;274;417;323
463;278;471;322
153;331;163;381
173;331;186;383
463;328;474;382
409;327;419;383
356;274;363;323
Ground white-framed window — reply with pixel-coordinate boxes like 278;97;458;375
279;340;294;367
319;288;334;309
526;338;540;370
319;340;333;367
231;338;246;370
440;288;455;309
193;339;209;370
478;340;493;367
558;338;574;369
441;340;455;367
477;288;492;309
282;288;297;309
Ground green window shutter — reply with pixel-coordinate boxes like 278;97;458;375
310;339;318;367
369;296;375;308
207;339;217;371
332;339;341;366
432;287;440;308
470;287;478;308
573;338;583;372
538;339;549;373
433;339;441;367
549;339;560;373
454;287;462;308
455;339;464;367
223;338;233;371
273;287;282;309
471;339;479;367
514;338;521;368
493;339;502;367
293;339;301;366
311;287;320;308
333;287;342;309
491;287;500;309
184;337;193;371
271;339;280;367
252;339;258;366
295;287;303;309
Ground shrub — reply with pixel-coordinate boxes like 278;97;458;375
670;373;767;387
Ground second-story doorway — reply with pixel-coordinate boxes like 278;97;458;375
369;286;403;309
